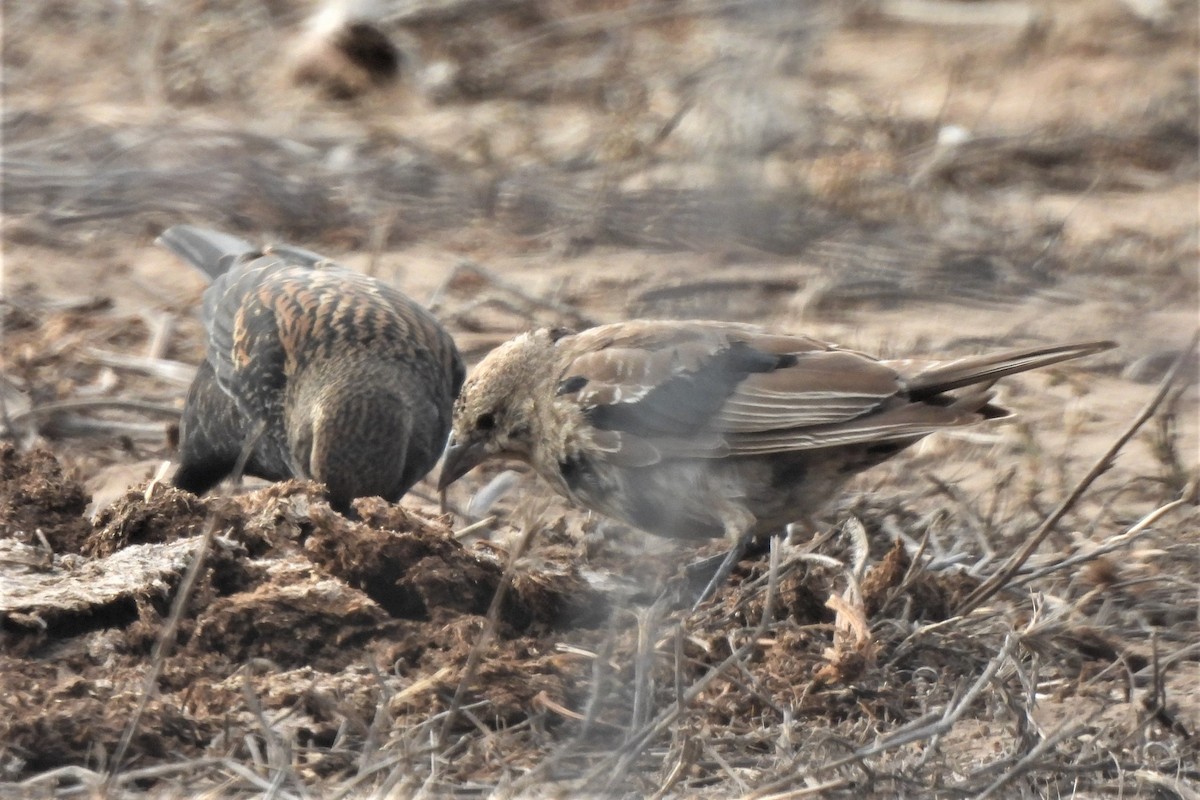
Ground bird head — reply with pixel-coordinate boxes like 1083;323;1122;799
437;327;569;490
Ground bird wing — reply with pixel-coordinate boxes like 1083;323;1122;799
204;254;463;421
556;321;979;460
202;253;296;417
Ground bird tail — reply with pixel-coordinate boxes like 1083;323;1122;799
906;341;1116;400
156;225;258;282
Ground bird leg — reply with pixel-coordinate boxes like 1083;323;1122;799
688;502;757;611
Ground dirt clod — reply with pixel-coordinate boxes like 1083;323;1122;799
304;508;501;622
0;443;91;553
188;567;395;671
86;484;213;557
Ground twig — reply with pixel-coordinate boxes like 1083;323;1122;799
648;736;699;800
81;346;196;384
926;474;995;559
589;533;784;792
103;516;222;790
973;711;1098;798
1008;483;1197;589
452;515;497;540
28;415;170;439
240;670;311;800
631;600;667;731
17;765;102;789
754;779;855;800
107;756;228;786
143;311;177;361
1131;770;1200;800
230;419;267;490
436;515;538;746
220;759;304;800
959;329;1200;614
4;397;181;428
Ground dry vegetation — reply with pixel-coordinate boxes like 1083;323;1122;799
1;0;1198;797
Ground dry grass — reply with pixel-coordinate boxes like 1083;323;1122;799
2;0;1197;797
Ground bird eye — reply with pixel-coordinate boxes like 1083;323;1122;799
477;412;496;431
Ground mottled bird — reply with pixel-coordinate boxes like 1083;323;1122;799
160;225;464;513
438;321;1113;598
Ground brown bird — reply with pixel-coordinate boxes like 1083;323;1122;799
160;225;464;513
438;321;1113;599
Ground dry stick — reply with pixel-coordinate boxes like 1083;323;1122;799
578;628;620;737
1131;771;1200;800
5;397;181;427
365;209;397;279
81;347;196;384
1136;633;1197;745
0;373;22;444
144;311;176;361
240;670;310;800
105;427;263;793
1153;370;1192;490
959;329;1200;615
452;515;497;540
230;420;268;492
631;604;659;733
973;708;1101;799
220;759;303;800
105;757;227;787
648;738;699;800
1008;484;1198;590
34;416;170;440
478;0;776;60
754;778;855;800
103;515;221;792
589;538;784;792
355;665;394;777
18;764;104;789
926;474;995;559
436;519;538;748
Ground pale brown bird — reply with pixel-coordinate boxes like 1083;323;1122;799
160;225;464;513
438;321;1113;599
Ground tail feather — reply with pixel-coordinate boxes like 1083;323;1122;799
906;341;1116;399
263;242;331;269
157;225;258;281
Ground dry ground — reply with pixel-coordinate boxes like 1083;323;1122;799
1;0;1198;797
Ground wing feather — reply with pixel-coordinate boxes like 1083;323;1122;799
554;321;932;458
551;322;1108;463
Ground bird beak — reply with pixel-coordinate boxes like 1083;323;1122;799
437;437;487;491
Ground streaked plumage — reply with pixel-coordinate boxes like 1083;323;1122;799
439;320;1113;569
160;224;464;512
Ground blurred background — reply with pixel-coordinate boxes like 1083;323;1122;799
2;1;1198;794
3;0;1196;491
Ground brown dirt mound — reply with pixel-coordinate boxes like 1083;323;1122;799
0;447;626;778
85;484;212;557
0;442;91;553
